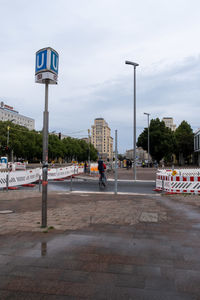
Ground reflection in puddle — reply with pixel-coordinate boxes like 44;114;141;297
41;242;47;256
38;234;137;256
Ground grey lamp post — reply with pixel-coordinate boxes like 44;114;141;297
125;60;139;180
144;112;150;167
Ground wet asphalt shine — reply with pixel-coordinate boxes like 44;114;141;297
2;169;200;298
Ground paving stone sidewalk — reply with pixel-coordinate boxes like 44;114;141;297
0;191;165;234
0;180;200;298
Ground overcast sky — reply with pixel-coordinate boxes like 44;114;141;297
0;0;200;153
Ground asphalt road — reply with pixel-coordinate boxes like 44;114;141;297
47;178;156;194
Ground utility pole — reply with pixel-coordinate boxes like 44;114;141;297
88;129;91;174
114;130;118;194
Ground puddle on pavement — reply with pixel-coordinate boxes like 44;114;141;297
19;232;170;259
19;233;132;258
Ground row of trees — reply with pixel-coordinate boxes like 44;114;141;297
0;121;98;162
137;118;194;165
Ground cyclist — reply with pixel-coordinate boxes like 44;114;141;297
98;158;106;185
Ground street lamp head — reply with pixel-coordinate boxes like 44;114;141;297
144;112;150;116
125;60;139;67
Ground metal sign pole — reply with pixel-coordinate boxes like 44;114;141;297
35;47;59;228
88;129;91;174
42;81;49;227
147;114;150;167
114;130;118;194
133;66;137;181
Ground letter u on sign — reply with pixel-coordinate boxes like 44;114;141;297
50;50;59;74
35;50;47;73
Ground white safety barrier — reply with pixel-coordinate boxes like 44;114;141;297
156;169;200;194
47;166;83;179
0;166;84;189
0;168;41;189
157;168;200;176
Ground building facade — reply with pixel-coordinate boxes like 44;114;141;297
125;147;150;162
91;118;113;160
194;129;200;166
0;101;35;130
162;117;176;131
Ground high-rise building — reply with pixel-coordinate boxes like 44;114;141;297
0;101;35;130
162;117;176;131
91;118;113;160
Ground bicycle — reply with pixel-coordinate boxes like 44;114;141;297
99;172;107;189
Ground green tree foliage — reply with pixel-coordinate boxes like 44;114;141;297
137;118;175;163
49;134;64;161
174;121;194;164
0;121;98;162
0;121;43;161
62;137;98;162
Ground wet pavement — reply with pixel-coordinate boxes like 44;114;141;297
47;179;156;194
0;169;200;299
17;167;157;194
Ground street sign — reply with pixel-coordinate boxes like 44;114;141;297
35;47;59;84
35;46;59;227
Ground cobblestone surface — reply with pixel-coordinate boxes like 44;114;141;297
0;169;200;299
0;191;165;234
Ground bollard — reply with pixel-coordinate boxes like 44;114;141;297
39;175;41;192
70;175;72;191
161;179;164;194
6;173;9;192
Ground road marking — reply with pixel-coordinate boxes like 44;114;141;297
0;210;14;214
59;177;155;183
57;191;160;196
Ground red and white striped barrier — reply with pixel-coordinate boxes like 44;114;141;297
0;166;84;189
0;169;40;189
156;169;200;194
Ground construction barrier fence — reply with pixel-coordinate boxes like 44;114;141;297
156;168;200;194
0;166;84;189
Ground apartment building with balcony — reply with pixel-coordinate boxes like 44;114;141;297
91;118;113;160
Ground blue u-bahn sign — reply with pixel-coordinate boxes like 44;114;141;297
35;47;59;84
